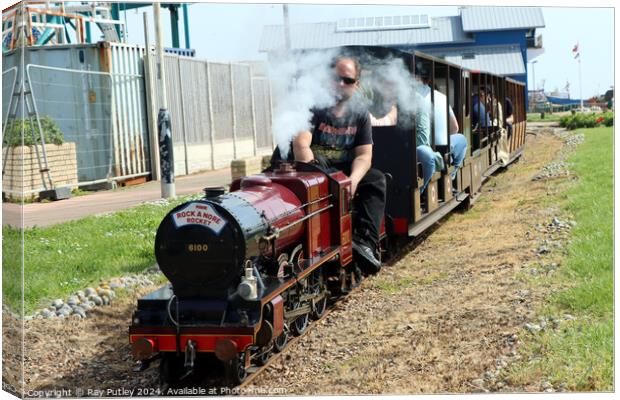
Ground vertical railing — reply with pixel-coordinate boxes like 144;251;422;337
109;43;150;179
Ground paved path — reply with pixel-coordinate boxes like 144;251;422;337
2;168;231;228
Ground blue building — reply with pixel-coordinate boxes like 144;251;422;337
259;6;545;103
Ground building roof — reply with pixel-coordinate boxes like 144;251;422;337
423;44;526;76
258;16;473;53
460;6;545;32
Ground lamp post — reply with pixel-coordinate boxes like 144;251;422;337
154;2;175;199
530;60;538;91
578;57;583;111
528;60;538;112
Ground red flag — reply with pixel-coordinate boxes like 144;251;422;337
572;42;580;59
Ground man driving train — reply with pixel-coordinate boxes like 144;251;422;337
292;56;385;272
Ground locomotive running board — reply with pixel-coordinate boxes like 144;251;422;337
408;194;469;237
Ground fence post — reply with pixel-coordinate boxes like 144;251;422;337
249;65;258;156
267;77;274;149
177;57;189;175
206;62;216;169
155;1;175;199
99;41;122;178
143;13;161;180
229;62;237;159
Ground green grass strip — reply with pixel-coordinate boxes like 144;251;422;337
507;126;613;391
2;196;197;314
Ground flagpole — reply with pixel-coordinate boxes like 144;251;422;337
578;57;583;111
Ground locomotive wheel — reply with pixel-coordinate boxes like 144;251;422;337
273;332;288;353
288;293;309;336
290;244;304;270
255;347;271;366
224;352;247;386
291;311;309;336
312;295;327;319
309;269;327;319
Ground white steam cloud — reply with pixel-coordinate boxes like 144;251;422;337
362;57;429;129
268;49;338;159
268;50;431;158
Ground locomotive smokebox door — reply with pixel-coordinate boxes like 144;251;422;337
155;200;245;297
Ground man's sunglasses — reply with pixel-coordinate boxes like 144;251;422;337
334;75;357;85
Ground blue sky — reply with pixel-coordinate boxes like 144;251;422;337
121;2;614;99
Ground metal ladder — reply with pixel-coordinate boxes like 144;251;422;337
97;6;121;42
2;74;54;191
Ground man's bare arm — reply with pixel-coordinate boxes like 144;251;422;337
293;130;314;162
449;109;459;134
349;144;372;195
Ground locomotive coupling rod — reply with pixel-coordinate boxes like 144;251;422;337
284;304;312;320
299;291;327;303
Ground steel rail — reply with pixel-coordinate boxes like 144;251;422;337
237;282;364;389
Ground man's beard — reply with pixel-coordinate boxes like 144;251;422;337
334;90;351;104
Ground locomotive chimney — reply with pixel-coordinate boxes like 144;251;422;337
203;186;226;198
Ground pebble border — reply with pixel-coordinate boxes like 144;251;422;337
26;266;162;320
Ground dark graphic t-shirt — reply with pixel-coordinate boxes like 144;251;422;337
309;106;372;169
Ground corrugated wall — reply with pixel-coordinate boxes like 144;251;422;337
252;77;273;149
144;52;274;175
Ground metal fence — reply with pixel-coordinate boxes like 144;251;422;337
2;43;152;198
2;67;18;130
2;66;149;198
26;64;114;185
2;43;274;199
252;76;272;148
108;43;150;180
145;53;274;175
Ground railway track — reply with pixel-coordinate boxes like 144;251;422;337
159;233;428;391
237;292;347;389
236;236;427;389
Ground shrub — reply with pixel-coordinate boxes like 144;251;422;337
3;116;64;147
559;112;614;130
602;112;614;127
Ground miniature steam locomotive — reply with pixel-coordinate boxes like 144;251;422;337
129;162;372;385
128;45;526;387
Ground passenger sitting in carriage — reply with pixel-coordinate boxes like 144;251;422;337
472;85;492;129
414;67;468;195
